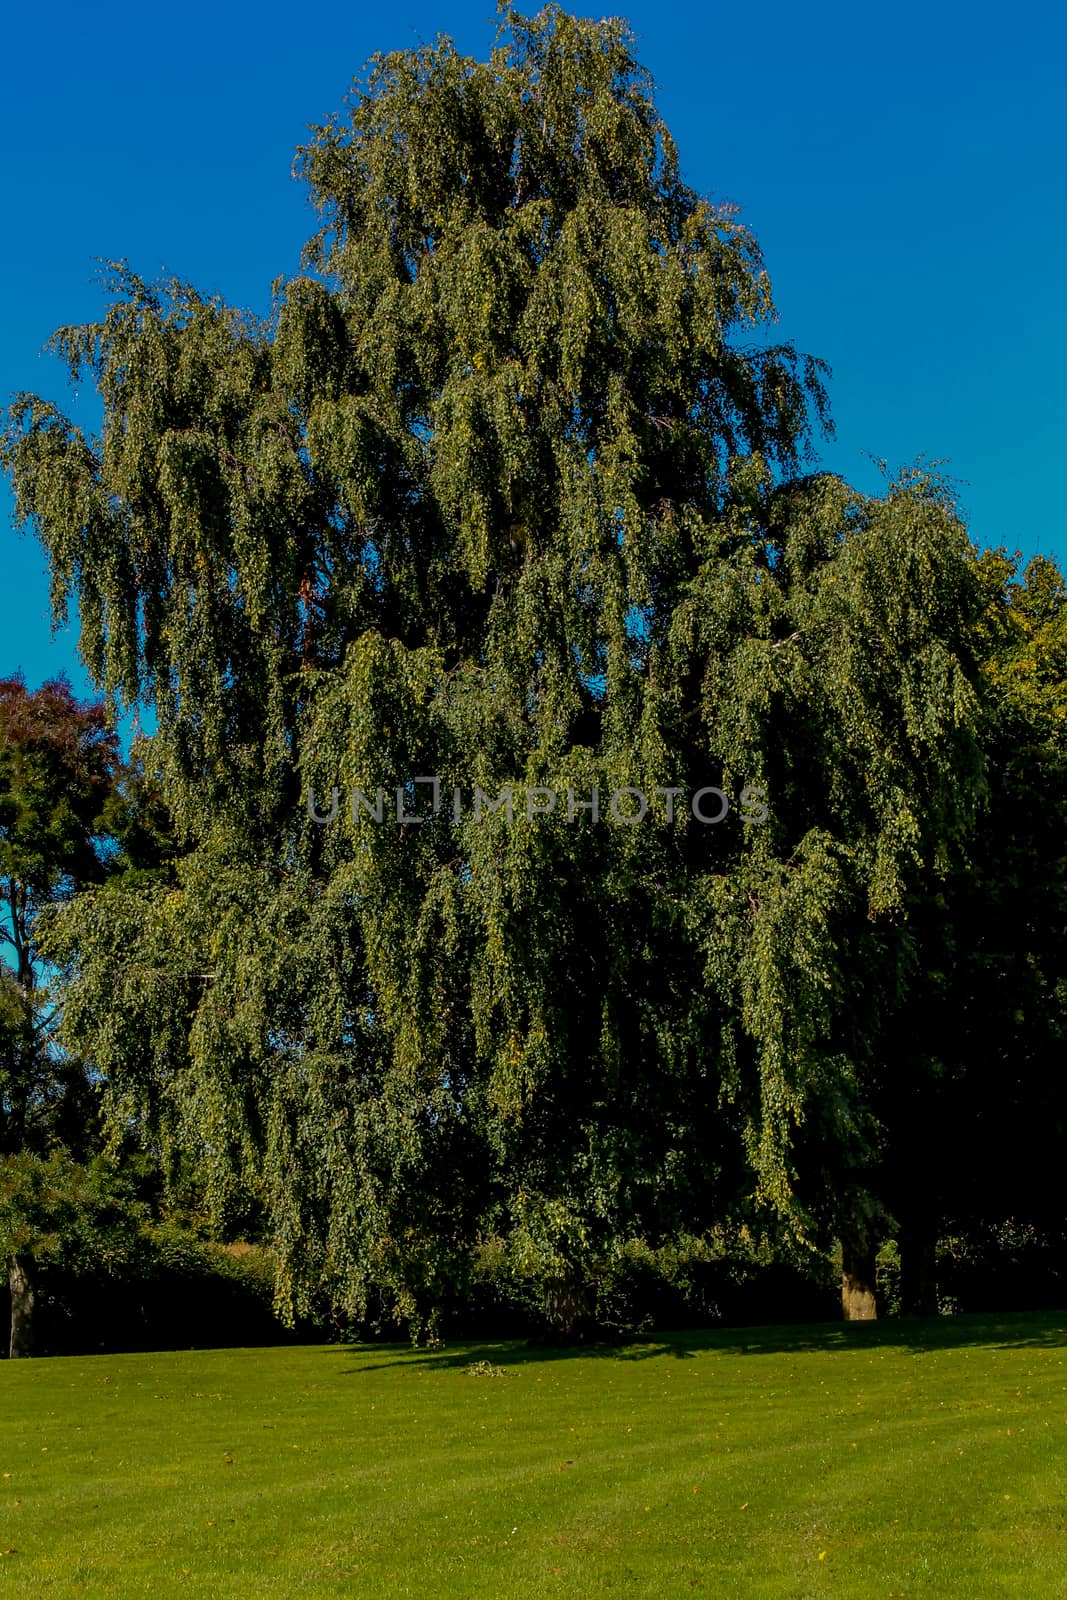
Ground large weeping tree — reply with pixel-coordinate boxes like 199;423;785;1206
3;5;987;1335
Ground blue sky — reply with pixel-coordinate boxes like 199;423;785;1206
3;0;1065;698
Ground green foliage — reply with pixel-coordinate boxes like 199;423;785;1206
0;675;118;899
138;1223;276;1296
874;1237;902;1317
2;1211;290;1358
860;548;1067;1283
2;6;1054;1336
936;1221;1067;1314
589;1227;839;1336
0;674;123;1161
0;673;185;1355
0;1150;144;1275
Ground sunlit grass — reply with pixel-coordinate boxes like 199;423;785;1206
2;1311;1066;1596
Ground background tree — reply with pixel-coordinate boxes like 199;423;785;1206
870;549;1067;1313
0;676;119;1156
0;673;118;1353
0;1150;146;1357
0;676;176;1353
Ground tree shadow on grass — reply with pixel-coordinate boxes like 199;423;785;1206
333;1307;1067;1374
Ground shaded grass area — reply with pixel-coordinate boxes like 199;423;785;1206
2;1311;1067;1597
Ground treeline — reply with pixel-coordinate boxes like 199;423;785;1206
2;6;1064;1354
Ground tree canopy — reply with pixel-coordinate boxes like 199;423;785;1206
4;5;1058;1337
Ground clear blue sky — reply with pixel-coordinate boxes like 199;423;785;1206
3;0;1065;698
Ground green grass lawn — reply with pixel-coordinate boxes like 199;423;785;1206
2;1311;1066;1598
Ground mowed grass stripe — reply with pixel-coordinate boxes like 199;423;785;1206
2;1311;1066;1597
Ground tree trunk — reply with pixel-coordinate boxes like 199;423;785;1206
900;1226;939;1316
840;1240;878;1321
542;1275;591;1340
8;1256;35;1358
